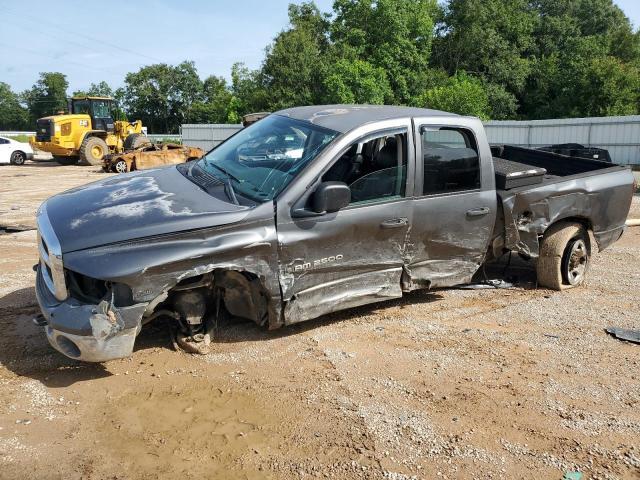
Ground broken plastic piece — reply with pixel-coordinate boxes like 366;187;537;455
562;472;583;480
459;280;514;290
605;327;640;344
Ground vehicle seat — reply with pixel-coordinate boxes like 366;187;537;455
373;137;399;170
350;138;402;202
324;144;360;183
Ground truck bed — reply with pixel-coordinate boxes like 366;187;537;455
490;145;634;259
491;145;619;190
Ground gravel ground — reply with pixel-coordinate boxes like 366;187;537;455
0;163;638;479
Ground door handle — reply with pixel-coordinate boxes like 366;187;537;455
380;217;409;229
466;207;490;217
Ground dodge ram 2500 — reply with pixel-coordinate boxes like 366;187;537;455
34;105;635;361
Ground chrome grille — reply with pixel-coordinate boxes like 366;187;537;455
37;203;67;301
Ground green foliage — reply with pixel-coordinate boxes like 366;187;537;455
322;59;392;104
579;56;640;116
22;72;69;121
226;63;268;123
0;82;29;130
122;61;202;133
190;76;234;124
72;81;114;98
433;0;536;93
261;2;330;109
420;72;491;119
5;134;30;143
519;0;639;118
331;0;440;104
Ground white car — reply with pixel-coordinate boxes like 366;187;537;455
0;136;34;165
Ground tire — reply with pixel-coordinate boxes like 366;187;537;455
10;151;26;165
537;222;590;290
53;156;79;166
79;136;109;166
123;133;149;151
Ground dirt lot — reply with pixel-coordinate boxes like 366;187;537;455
0;162;639;480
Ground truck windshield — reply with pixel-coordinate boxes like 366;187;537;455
72;100;90;115
194;115;339;202
92;100;111;118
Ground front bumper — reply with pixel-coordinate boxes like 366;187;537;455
30;140;76;157
35;266;147;362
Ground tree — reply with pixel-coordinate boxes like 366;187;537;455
322;59;392;104
520;0;639;118
330;0;440;104
0;82;29;130
420;72;491;119
433;0;535;103
23;72;68;121
574;56;640;117
190;75;234;123
73;81;114;98
261;2;330;109
226;63;268;123
122;61;202;133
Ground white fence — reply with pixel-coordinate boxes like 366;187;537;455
181;124;242;152
484;115;640;165
0;131;35;137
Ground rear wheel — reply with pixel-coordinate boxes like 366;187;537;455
79;136;109;166
537;222;590;290
123;133;149;151
53;156;78;166
10;151;26;165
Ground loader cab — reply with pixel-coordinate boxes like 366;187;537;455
70;96;115;133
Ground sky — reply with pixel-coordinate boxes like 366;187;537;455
0;0;638;95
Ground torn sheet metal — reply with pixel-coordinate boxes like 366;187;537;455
283;268;403;325
498;166;634;258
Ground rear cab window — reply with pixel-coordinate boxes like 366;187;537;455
421;127;481;195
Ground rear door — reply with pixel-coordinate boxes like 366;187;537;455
275;119;416;324
407;118;497;288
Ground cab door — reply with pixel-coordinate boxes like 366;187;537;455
407;118;497;288
275;120;416;325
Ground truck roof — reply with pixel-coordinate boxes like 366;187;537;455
275;105;460;133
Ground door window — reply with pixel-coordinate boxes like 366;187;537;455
421;127;480;195
323;132;407;205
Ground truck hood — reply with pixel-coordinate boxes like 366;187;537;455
45;166;252;253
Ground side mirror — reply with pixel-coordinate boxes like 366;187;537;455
312;181;351;214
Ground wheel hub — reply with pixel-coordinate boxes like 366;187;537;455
91;145;103;158
565;239;588;285
115;161;127;173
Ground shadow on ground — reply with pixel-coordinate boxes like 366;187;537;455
0;253;536;385
0;287;111;387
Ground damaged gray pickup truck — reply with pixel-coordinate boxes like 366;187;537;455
35;105;635;361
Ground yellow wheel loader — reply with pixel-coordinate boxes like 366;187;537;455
30;96;148;166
